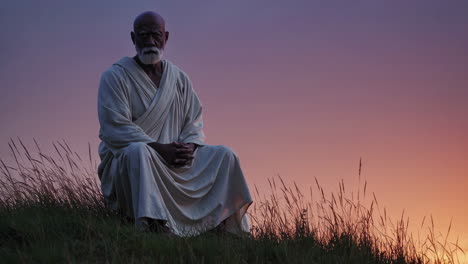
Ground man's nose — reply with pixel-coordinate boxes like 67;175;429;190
143;35;158;47
143;38;155;46
143;42;156;48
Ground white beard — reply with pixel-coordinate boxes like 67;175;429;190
135;46;163;65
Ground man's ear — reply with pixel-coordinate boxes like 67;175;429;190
165;31;169;43
131;31;135;45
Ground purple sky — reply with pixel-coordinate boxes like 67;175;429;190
1;0;467;254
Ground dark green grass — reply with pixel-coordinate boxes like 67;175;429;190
0;139;463;263
0;201;406;264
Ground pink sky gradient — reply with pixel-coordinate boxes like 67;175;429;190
1;0;467;256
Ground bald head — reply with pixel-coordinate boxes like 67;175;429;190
133;11;166;32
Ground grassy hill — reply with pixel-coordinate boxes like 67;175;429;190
0;139;463;263
0;202;402;263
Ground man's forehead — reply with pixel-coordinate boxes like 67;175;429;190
135;25;164;33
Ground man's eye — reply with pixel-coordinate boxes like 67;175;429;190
139;33;161;40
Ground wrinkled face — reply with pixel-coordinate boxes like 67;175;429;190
132;18;168;65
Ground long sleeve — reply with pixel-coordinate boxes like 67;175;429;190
97;68;155;151
178;77;206;146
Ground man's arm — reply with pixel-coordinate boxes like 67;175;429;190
178;76;206;147
98;68;155;150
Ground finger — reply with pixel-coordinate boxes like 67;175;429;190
173;142;184;149
175;143;190;148
175;148;191;153
176;147;193;152
175;149;193;156
181;157;192;166
176;153;194;160
173;158;188;166
175;151;194;158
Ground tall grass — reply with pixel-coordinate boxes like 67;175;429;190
0;139;103;213
0;139;464;263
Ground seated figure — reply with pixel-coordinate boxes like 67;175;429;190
97;11;252;236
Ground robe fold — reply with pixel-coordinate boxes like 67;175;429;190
97;57;252;236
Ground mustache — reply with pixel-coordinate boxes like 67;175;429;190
141;47;161;54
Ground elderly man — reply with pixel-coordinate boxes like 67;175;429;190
97;11;252;236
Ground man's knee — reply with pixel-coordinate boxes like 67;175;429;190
217;145;238;160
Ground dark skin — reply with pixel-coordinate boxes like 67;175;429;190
131;11;196;167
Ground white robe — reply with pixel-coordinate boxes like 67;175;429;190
97;57;252;236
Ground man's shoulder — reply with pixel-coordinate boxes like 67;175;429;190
101;59;128;81
165;60;191;84
98;60;131;94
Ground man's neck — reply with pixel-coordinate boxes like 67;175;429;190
133;55;162;75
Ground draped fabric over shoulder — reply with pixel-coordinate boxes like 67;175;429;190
97;57;252;236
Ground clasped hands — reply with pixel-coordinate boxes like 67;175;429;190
148;141;196;168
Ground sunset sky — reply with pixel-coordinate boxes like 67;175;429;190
1;0;467;257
